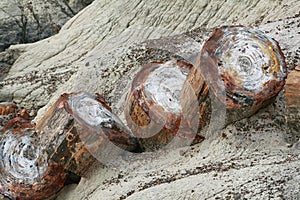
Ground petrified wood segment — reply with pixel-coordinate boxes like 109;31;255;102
285;65;300;143
0;128;67;200
0;102;18;116
180;61;211;135
190;26;287;126
126;60;204;151
36;92;138;176
36;94;94;177
0;103;18;132
0;103;34;133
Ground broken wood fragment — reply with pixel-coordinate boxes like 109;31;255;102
36;92;138;176
0;128;67;200
285;66;300;143
126;60;204;151
186;26;287;133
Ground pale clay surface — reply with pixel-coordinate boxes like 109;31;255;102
0;0;300;199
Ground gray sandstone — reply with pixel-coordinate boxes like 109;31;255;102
0;0;94;51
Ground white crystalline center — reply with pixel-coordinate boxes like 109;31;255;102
144;63;187;113
70;94;115;127
218;31;276;92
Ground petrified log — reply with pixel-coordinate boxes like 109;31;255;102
285;65;300;143
125;60;204;151
184;26;287;133
36;92;138;176
0;128;67;200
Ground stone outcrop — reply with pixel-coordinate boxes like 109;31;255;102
0;0;94;51
0;0;300;199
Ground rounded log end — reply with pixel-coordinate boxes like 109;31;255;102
198;26;287;109
64;92;138;152
0;128;67;200
125;60;203;151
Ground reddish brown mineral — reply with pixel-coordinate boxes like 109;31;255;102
188;26;287;126
36;92;138;176
285;66;300;143
126;60;204;151
0;128;67;200
0;103;18;116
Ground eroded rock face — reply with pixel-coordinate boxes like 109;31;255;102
0;49;22;82
0;0;94;51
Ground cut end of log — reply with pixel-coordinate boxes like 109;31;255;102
36;92;139;176
0;128;67;200
183;26;288;126
65;92;138;151
198;26;287;109
143;62;189;113
126;60;204;151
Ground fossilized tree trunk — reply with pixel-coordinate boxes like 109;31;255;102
1;0;300;199
182;26;287;136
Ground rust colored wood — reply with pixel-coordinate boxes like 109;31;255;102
126;60;204;151
36;92;138;176
0;102;18;116
36;95;94;177
0;103;35;135
180;61;211;135
191;26;287;126
285;66;300;143
0;128;67;200
0;103;67;199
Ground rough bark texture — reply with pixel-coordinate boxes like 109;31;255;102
0;0;299;112
285;66;300;143
0;0;299;199
183;26;287;134
35;94;97;177
0;128;67;200
180;65;211;136
36;92;138;177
